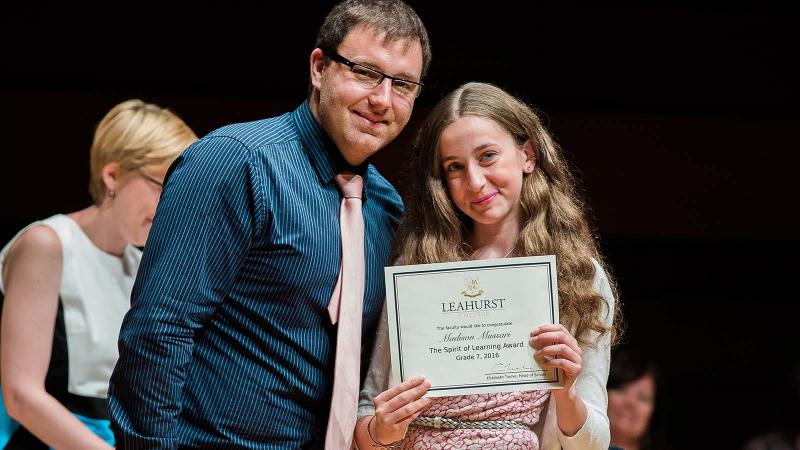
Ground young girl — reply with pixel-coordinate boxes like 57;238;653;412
0;100;196;449
354;82;619;449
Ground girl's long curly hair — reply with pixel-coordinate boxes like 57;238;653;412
394;82;620;346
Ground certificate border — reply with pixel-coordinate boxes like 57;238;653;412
390;259;561;393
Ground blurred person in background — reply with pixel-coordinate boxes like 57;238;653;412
0;99;195;449
607;350;658;450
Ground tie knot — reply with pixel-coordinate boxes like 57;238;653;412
334;173;363;199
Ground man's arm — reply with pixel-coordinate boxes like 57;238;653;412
108;136;266;449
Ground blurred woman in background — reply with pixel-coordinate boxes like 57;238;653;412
0;99;196;449
607;350;658;450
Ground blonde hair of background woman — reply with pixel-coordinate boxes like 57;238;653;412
88;99;197;204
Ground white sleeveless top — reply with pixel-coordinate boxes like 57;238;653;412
0;214;142;399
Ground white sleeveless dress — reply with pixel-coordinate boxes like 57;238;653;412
0;214;141;447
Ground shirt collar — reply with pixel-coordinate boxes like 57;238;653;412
291;101;370;196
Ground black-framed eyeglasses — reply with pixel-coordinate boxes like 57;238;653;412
139;171;164;189
324;49;424;99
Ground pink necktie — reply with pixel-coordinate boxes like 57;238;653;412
325;173;365;450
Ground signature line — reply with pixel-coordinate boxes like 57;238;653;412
485;370;543;375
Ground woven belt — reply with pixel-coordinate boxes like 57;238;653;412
411;416;533;430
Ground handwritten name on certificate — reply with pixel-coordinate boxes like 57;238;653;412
384;255;563;397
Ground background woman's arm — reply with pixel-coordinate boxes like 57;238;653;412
1;225;112;450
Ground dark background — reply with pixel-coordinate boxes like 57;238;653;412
2;1;798;448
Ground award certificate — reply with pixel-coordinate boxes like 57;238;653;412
384;255;563;397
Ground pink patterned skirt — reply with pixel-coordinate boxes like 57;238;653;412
400;390;549;450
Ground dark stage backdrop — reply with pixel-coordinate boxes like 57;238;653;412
2;2;798;448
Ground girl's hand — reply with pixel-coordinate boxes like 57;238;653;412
530;324;589;436
529;324;582;392
370;376;431;444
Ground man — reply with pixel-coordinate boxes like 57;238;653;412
107;1;431;448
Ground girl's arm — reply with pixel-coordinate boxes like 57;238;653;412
354;377;430;448
531;323;588;435
354;304;430;448
531;261;615;449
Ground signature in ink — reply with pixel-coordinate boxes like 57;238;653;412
489;361;541;373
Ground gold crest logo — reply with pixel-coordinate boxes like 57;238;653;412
462;278;484;298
